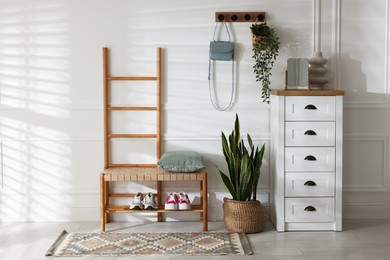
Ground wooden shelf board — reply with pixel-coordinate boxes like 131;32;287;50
106;205;203;213
270;89;345;96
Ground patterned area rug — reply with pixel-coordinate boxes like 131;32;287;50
46;230;252;256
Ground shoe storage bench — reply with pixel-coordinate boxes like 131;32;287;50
100;167;208;232
99;48;208;232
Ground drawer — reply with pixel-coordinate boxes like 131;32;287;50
285;172;335;197
285;198;335;222
285;147;335;171
285;122;336;146
285;96;336;121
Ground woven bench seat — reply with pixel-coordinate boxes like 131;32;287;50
101;167;206;182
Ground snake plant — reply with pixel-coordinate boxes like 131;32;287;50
219;114;265;201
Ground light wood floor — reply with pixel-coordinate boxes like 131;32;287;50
1;219;390;259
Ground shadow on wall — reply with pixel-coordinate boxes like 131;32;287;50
339;53;387;104
280;27;312;58
0;0;75;221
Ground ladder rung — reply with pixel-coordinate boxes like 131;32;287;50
109;193;158;197
108;106;157;111
109;193;138;197
108;134;157;138
107;76;157;81
108;164;157;168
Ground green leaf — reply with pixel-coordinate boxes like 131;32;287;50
219;170;237;200
237;155;251;200
234;114;240;148
251;143;265;200
247;133;253;148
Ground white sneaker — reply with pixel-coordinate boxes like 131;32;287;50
143;192;158;210
178;191;191;210
130;192;144;210
164;192;178;210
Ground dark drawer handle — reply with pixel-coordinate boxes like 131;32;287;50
304;155;317;161
304;104;317;110
304;180;317;186
304;206;317;212
304;130;317;136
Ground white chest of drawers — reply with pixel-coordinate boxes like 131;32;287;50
270;90;344;231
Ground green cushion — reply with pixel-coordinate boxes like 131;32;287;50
157;151;205;173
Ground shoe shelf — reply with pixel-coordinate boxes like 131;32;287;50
100;167;208;232
105;205;204;213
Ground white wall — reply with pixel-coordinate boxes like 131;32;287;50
0;0;388;221
335;0;390;218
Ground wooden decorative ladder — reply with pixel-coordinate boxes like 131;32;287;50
102;47;162;168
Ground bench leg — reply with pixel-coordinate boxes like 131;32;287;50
202;172;208;231
157;180;163;222
104;181;110;224
100;173;106;232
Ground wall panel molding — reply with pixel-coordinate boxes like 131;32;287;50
162;103;269;111
0;189;99;196
334;0;390;109
344;203;390;219
163;134;270;141
0;102;271;111
343;98;390;110
0;134;271;142
332;0;341;91
343;134;389;192
386;0;390;94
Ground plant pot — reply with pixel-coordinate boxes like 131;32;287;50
223;197;269;233
251;34;267;50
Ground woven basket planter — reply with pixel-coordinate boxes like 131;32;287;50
223;197;269;234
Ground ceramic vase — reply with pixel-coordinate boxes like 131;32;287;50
308;51;328;89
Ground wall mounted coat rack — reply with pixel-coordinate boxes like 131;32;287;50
215;12;266;23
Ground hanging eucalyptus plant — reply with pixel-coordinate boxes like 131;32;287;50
250;23;280;103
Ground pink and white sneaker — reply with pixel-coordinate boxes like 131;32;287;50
178;191;191;210
164;192;178;210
